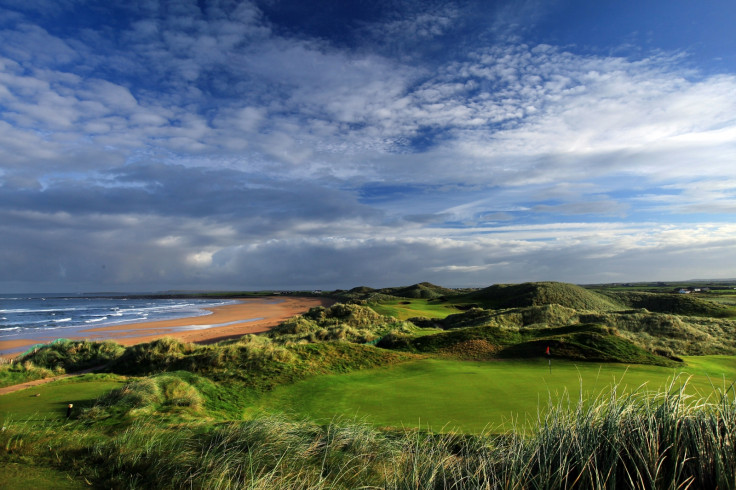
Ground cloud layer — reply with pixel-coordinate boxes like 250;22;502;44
1;0;735;292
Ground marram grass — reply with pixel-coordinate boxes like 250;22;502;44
2;378;733;489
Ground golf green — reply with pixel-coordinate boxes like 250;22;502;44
248;356;736;433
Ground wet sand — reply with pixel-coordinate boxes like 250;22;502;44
0;296;333;358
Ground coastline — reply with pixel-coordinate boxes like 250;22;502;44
0;296;334;358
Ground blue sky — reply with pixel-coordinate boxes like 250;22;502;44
1;0;735;292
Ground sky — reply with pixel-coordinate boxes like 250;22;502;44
1;0;735;293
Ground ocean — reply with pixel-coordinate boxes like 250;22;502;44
0;294;239;355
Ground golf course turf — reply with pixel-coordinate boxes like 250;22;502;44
250;356;736;433
0;374;126;422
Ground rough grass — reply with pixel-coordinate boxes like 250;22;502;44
598;289;734;317
403;303;736;357
106;335;415;393
84;374;204;421
3;380;734;489
583;310;736;356
0;359;60;387
268;303;413;344
14;339;125;372
412;303;581;330
379;323;676;366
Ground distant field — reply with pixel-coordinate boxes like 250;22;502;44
249;356;736;433
367;298;461;320
707;292;736;306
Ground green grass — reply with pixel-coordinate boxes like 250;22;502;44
248;356;736;433
0;374;125;423
4;385;734;489
16;339;125;371
0;462;87;489
456;282;622;311
684;354;736;377
367;297;461;320
0;361;58;388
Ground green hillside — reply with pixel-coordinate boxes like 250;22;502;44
378;282;460;299
378;323;675;365
597;290;734;317
458;281;620;311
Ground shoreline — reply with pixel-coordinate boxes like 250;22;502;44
0;296;334;358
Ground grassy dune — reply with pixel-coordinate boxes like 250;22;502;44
458;282;621;311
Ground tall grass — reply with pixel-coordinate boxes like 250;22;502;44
83;374;204;420
0;359;60;387
5;379;730;488
17;339;125;371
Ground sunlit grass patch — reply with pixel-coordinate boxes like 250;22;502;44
250;356;736;433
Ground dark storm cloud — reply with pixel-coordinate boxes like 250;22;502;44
0;163;382;231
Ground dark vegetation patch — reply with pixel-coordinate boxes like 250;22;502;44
438;339;499;360
379;282;460;299
334;282;472;302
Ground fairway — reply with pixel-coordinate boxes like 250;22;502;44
367;298;461;320
249;356;736;433
0;375;125;422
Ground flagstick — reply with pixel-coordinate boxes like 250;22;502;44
548;357;551;374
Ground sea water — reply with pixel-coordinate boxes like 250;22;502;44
0;294;238;355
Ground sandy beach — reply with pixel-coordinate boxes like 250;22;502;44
0;296;333;357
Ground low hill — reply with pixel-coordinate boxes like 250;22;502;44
596;290;733;317
409;304;581;330
407;304;736;357
332;286;377;301
458;282;620;311
378;323;675;366
97;336;414;390
380;282;460;299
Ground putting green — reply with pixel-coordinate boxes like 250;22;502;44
248;356;736;433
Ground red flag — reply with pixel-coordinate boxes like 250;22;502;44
545;346;550;356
